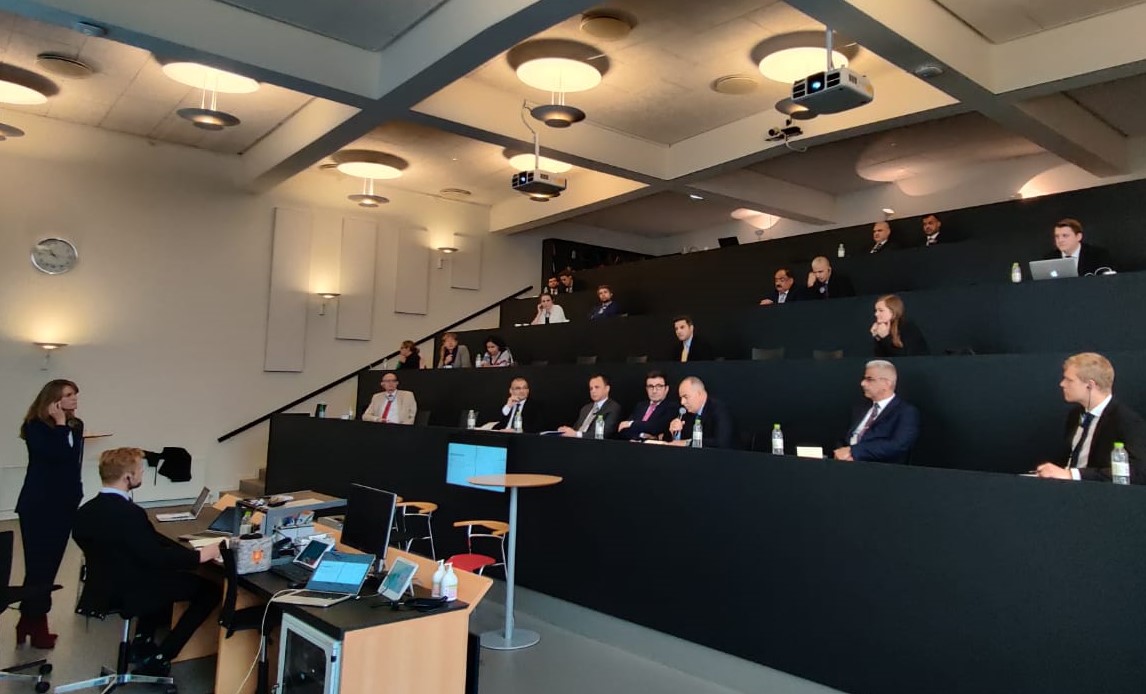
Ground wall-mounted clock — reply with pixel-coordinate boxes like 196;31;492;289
31;237;79;274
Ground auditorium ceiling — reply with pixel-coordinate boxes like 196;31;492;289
1;0;1144;237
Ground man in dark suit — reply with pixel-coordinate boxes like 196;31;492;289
759;267;806;305
558;374;623;438
494;377;546;433
72;448;221;677
1042;218;1115;275
667;377;736;449
921;214;950;246
1036;353;1146;483
617;370;679;441
672;315;716;362
807;256;856;299
869;221;897;253
558;269;577;293
543;276;561;296
588;285;622;320
834;360;920;464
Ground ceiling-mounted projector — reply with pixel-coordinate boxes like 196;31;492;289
512;170;566;199
792;67;873;114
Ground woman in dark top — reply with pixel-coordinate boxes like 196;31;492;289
395;340;421;370
871;294;930;357
17;379;83;648
477;334;514;367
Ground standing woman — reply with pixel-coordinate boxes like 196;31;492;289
17;379;84;648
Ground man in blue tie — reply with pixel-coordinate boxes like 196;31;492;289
834;360;919;464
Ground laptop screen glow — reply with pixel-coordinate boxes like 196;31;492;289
307;552;373;593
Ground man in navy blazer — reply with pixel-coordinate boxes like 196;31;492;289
760;267;807;305
617;370;679;441
588;285;622;320
834;360;920;464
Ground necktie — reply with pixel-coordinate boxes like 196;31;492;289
1068;412;1095;468
778;292;786;304
681;343;689;362
579;404;600;433
381;397;393;422
641;402;656;422
855;403;881;441
871;242;881;254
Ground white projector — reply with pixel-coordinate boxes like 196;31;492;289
792;67;873;114
512;170;566;199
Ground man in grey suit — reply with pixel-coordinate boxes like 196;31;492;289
558;374;623;438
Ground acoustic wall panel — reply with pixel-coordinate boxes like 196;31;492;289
394;227;430;315
336;217;378;340
450;233;481;290
264;207;312;372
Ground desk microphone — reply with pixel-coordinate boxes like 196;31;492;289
674;407;685;441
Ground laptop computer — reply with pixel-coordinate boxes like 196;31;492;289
275;551;375;608
270;536;334;584
156;487;210;522
1029;258;1078;281
179;506;238;542
377;557;419;601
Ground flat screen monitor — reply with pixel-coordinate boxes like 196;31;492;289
339;483;398;569
447;439;508;492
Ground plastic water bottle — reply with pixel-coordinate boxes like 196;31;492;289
341;407;353;420
512;409;523;433
771;423;784;455
837;243;845;258
1111;442;1130;485
475;354;483;368
1011;262;1022;283
465;409;477;430
691;417;703;448
431;559;445;598
593;415;605;440
442;563;459;601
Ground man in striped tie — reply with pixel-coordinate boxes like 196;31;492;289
834;360;919;464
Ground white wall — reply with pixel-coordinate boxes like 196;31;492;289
0;115;539;514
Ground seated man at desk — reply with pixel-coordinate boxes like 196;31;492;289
672;315;716;362
834;360;919;464
558;374;622;438
667;377;736;448
73;447;221;677
362;371;417;424
1042;218;1115;275
495;377;546;433
588;285;622;320
807;256;856;299
617;370;679;441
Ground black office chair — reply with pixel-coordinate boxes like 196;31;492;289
219;546;276;694
53;540;176;694
414;410;431;426
625;355;648;364
1;530;55;693
530;360;549;366
751;347;786;361
576;355;598;365
813;349;844;360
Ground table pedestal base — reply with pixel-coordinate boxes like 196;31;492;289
480;628;540;650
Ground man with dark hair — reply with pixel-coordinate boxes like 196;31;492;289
667;377;736;448
672;315;716;362
1042;218;1115;275
589;285;622;320
807;256;856;299
558;269;576;293
760;267;806;305
922;214;946;246
617;371;679;441
495;377;545;433
559;374;623;438
543;276;560;296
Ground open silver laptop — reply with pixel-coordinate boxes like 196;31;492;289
1029;258;1078;281
156;487;210;522
275;551;375;608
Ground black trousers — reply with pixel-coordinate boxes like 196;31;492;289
134;572;221;661
18;505;77;616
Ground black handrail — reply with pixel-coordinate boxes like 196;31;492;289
217;285;535;442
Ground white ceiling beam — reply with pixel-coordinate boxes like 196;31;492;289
686;171;836;225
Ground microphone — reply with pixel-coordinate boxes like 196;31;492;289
674;407;685;441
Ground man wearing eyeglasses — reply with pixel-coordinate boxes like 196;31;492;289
617;371;679;441
361;371;418;425
833;360;919;464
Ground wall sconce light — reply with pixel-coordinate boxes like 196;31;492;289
316;292;341;316
435;247;459;270
34;342;67;370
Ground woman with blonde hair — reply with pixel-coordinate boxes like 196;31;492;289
437;332;471;368
871;294;930;357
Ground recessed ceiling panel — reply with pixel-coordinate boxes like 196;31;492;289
214;0;448;51
933;0;1146;43
1066;74;1146;137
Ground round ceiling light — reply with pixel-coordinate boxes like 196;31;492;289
0;63;57;105
579;13;633;41
759;47;848;84
162;62;260;94
507;152;573;173
0;122;26;139
177;107;240;130
333;150;408;179
712;75;759;95
516;57;601;93
529;103;586;128
36;53;94;79
348;193;389;207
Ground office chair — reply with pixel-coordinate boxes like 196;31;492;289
625;355;649;364
447;521;508;577
751;347;786;361
219;545;276;694
392;502;437;559
576;355;598;365
813;349;844;360
414;410;431;426
53;539;175;694
1;530;55;693
530;360;549;366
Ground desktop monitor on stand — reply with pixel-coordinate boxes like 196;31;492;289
339;483;398;574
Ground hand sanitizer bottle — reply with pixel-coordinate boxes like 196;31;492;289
431;559;446;598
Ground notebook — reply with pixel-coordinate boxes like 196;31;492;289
156;487;210;522
274;551;375;607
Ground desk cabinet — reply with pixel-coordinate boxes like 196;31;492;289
279;614;342;694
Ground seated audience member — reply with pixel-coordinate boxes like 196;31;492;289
871;294;930;357
362;372;417;424
495;377;545;433
760;267;806;305
558;269;577;293
1042;218;1115;275
834;360;920;464
544;276;561;296
672;315;716;362
72;448;222;677
589;285;622;320
1036;353;1146;483
437;332;471;369
667;377;735;448
558;374;623;438
921;214;947;246
807;256;856;299
618;370;679;441
477;335;514;368
869;221;895;253
395;340;421;370
531;294;569;325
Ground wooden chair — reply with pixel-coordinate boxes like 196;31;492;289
446;521;507;577
751;347;786;361
393;502;438;559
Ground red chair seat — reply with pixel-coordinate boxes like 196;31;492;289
449;553;496;573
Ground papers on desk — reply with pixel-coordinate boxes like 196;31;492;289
186;537;226;549
477;422;498;430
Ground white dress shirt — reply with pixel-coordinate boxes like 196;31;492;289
1060;249;1080;273
531;305;569;325
1069;393;1112;479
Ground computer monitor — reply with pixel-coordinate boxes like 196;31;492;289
446;438;508;492
339;483;398;570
